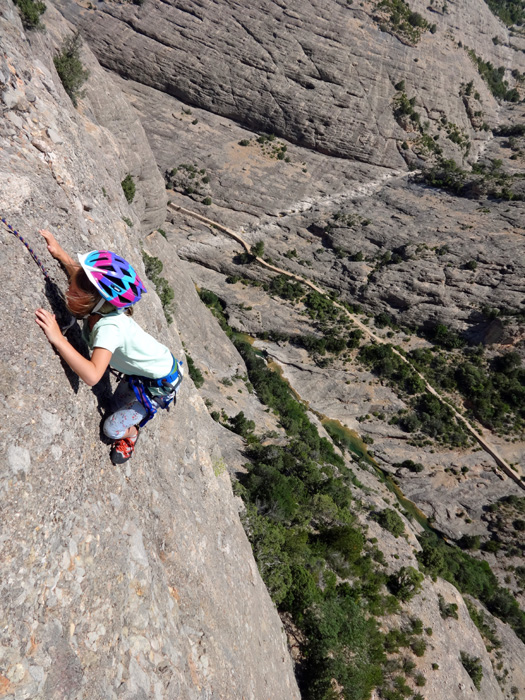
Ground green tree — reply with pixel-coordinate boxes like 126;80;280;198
388;566;424;601
53;32;90;107
251;240;265;257
121;174;136;204
14;0;46;29
460;652;483;690
375;509;405;537
229;411;255;438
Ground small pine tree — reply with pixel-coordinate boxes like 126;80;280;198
121;174;136;204
53;32;90;107
14;0;46;30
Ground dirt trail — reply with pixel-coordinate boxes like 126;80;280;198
169;200;525;492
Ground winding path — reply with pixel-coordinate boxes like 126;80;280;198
169;201;525;492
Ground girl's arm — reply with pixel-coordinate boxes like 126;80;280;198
40;229;76;269
35;308;112;386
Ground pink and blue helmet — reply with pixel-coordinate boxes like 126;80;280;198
78;250;147;308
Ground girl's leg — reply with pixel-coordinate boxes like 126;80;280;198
103;381;148;440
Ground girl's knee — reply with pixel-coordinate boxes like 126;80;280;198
103;415;125;440
104;404;145;440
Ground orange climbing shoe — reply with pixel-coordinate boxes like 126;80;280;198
111;429;139;465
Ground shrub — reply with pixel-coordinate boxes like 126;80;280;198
228;411;255;438
185;355;204;388
374;508;405;537
202;197;212;205
388;566;424;601
438;593;459;619
467;48;520;102
121;174;136;204
395;459;424;473
460;651;483;690
251;241;265;258
414;672;426;686
318;525;364;563
411;638;427;657
142;251;175;324
13;0;46;29
53;32;90;107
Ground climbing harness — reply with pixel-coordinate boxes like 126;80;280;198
1;217;50;279
127;356;184;428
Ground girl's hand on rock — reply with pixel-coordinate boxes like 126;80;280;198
35;308;63;346
39;229;63;259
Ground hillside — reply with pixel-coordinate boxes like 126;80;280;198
2;0;525;699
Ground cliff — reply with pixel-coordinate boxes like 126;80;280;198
2;0;525;699
0;3;299;698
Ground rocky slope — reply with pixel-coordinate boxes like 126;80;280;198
2;0;525;699
52;0;524;167
0;4;299;698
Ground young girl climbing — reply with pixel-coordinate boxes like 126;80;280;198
35;229;183;464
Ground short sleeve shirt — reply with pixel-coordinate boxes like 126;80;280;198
88;312;173;378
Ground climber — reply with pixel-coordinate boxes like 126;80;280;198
35;229;183;465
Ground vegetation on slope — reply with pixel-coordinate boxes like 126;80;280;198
420;157;525;200
467;49;520;102
13;0;46;29
199;287;525;699
483;0;525;26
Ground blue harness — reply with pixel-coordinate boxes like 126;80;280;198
128;356;183;428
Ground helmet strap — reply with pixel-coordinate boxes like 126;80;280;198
91;297;107;314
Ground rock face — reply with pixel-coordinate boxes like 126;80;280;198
115;75;525;335
3;0;525;699
52;0;524;167
0;4;299;698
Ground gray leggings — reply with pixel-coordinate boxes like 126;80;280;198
103;380;159;440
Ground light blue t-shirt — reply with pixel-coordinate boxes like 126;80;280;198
88;312;173;379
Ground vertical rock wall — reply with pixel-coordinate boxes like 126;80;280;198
0;3;299;698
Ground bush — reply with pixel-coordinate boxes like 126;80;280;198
318;525;364;563
53;32;90;107
142;251;175;324
186;355;204;388
13;0;46;29
374;509;405;537
251;241;265;257
395;459;424;473
387;566;424;601
414;672;426;686
460;652;483;690
438;594;458;619
411;638;427;657
228;411;255;438
121;174;136;204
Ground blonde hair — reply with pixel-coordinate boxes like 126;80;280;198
65;265;133;318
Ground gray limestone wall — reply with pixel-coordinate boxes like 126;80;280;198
0;3;299;698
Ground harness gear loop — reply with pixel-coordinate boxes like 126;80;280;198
127;357;183;429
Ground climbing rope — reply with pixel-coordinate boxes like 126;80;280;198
1;217;50;279
1;216;75;330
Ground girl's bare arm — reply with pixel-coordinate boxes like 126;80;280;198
40;229;76;269
35;308;112;386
